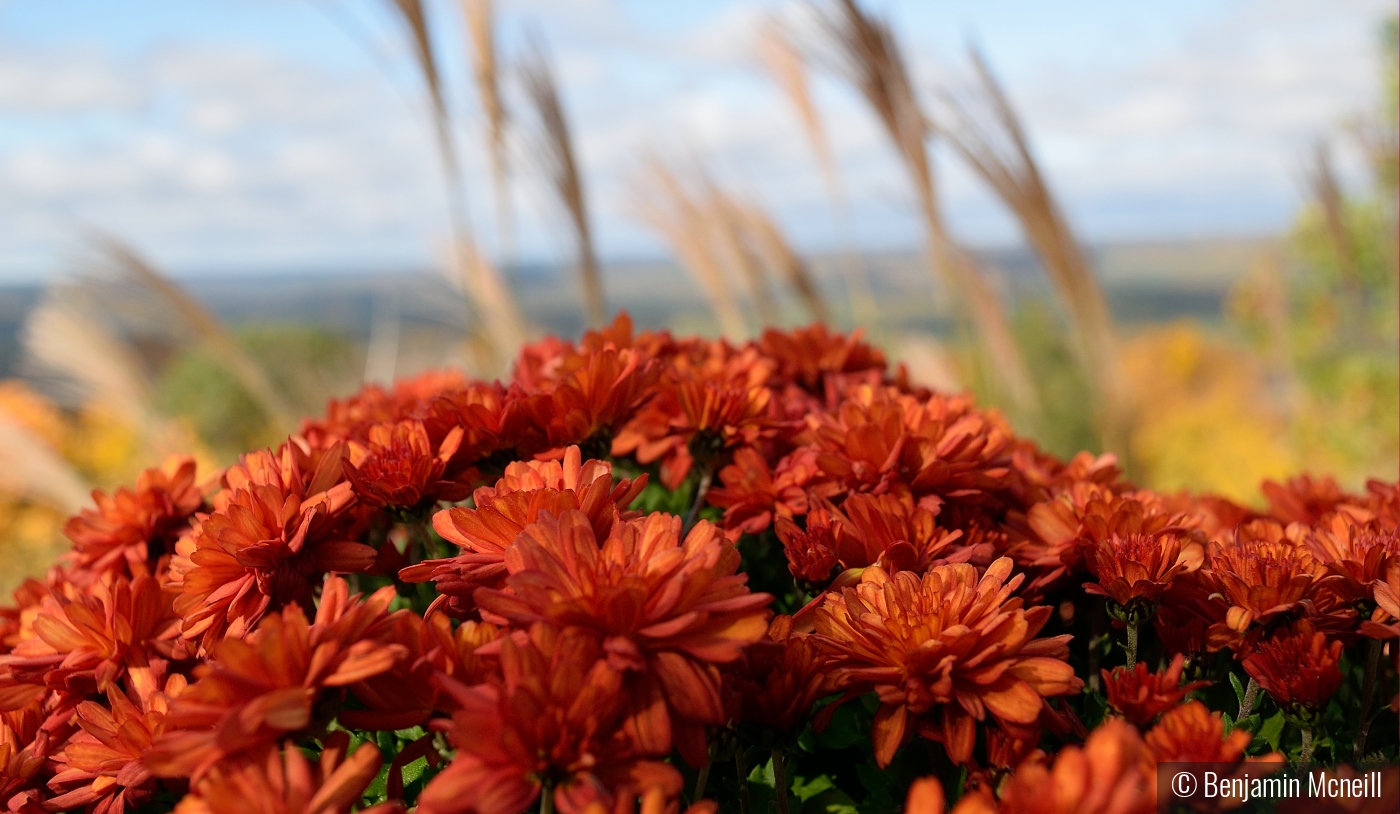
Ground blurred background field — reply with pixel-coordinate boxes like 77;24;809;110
0;0;1395;593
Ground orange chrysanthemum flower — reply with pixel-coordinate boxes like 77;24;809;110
169;442;375;651
517;346;659;459
45;669;186;814
1083;528;1204;609
417;625;682;814
813;558;1082;767
758;324;886;395
804;388;1014;514
927;719;1156;814
1207;520;1341;636
1102;653;1209;727
1144;700;1255;764
174;733;401;814
1304;514;1400;605
401;446;646;617
1242;619;1344;718
341;419;469;513
613;346;780;489
0;575;185;703
475;510;772;766
708;446;814;538
1262;474;1361;526
147;578;406;779
0;704;49;811
337;613;500;731
62;455;203;582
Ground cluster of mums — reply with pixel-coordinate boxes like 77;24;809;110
0;316;1395;814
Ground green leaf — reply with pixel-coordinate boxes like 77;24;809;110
792;774;835;802
1229;672;1246;707
1258;712;1287;751
802;787;861;814
749;757;776;789
814;703;865;751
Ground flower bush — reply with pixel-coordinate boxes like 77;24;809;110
0;315;1394;813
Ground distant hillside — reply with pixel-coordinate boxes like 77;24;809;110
0;237;1273;379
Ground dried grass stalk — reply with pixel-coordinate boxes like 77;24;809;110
758;14;875;329
941;48;1123;445
703;183;780;327
21;295;185;456
727;197;833;325
1307;140;1360;286
0;416;91;514
631;159;748;339
384;0;526;368
519;36;606;327
91;234;297;430
461;0;514;265
813;0;1036;411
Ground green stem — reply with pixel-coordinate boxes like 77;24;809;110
1354;637;1383;760
540;782;555;814
1125;618;1139;669
1238;678;1260;722
772;748;789;814
685;466;714;531
694;754;712;801
1299;727;1315;765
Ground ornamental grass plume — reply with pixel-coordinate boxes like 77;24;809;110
417;624;682;814
1102;654;1210;728
813;557;1081;767
474;510;772;765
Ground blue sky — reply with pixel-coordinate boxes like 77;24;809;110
0;0;1391;281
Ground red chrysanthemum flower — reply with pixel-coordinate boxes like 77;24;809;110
758;324;886;395
1262;474;1361;526
341;420;469;513
1242;619;1344;718
401;446;646;617
62;455;203;583
168;441;375;652
147;578;406;780
517;346;659;459
813;558;1082;767
174;733;401;814
475;510;772;766
774;517;840;585
729;615;833;736
1102;654;1210;727
0;704;50;812
417;624;682;814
